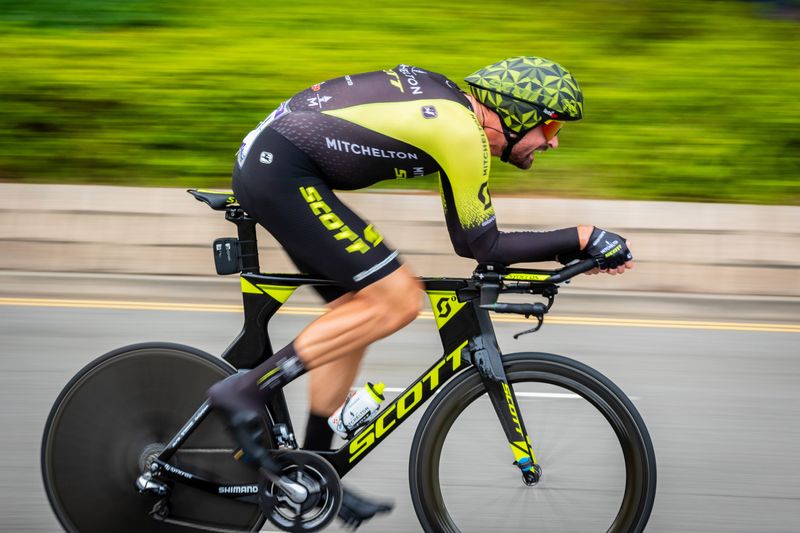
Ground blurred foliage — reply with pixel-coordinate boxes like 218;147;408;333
0;0;798;203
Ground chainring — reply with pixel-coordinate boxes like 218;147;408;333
259;450;342;532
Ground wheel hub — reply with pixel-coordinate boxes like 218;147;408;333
138;442;165;472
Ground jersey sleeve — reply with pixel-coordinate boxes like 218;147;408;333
433;105;495;236
440;173;581;264
436;109;581;264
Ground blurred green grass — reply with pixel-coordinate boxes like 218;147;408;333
1;0;798;203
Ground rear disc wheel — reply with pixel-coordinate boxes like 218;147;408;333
41;342;265;533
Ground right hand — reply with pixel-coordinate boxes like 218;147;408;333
562;226;634;276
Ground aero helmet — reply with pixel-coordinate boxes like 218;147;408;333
465;56;584;161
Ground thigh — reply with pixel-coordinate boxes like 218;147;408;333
285;251;351;304
233;129;402;293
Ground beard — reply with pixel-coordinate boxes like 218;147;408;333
508;148;533;170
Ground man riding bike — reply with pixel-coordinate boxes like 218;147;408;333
207;56;634;529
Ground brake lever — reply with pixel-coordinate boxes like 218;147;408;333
514;288;555;339
513;314;544;339
542;286;558;311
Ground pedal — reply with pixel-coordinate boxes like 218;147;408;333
229;411;281;473
338;489;393;530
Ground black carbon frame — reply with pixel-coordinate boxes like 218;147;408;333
152;268;554;487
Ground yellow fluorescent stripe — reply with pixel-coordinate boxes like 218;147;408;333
240;278;262;294
504;273;552;282
256;285;296;304
256;367;280;385
0;297;798;333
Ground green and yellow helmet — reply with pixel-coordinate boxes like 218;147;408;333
465;56;584;136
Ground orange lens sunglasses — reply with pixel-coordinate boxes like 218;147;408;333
541;120;564;141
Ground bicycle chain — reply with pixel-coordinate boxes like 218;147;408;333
150;500;259;533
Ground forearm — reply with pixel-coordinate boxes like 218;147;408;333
468;226;581;264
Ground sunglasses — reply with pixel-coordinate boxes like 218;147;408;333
541;120;564;141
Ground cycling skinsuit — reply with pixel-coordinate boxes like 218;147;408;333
233;65;578;301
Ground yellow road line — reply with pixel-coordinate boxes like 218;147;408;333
1;297;798;333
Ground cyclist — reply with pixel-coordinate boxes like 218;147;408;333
208;56;633;528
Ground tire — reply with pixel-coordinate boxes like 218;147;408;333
409;352;656;533
41;342;266;533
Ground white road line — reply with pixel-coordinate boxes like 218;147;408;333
516;392;581;399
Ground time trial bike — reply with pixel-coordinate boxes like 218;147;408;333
41;189;657;532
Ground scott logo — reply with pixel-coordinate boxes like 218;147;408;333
349;344;464;463
478;182;492;210
299;186;372;254
436;296;456;318
384;69;404;93
502;382;525;438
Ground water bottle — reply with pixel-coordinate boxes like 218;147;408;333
328;382;386;438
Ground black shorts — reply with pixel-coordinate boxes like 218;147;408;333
232;127;402;302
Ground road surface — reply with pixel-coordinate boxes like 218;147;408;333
1;288;798;532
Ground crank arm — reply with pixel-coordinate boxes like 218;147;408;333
259;466;309;504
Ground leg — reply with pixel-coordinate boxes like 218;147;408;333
299;294;395;530
304;348;366;450
211;138;413;532
307;346;367;416
208;266;421;416
295;265;422;369
307;292;368;417
304;292;366;451
210;133;416;416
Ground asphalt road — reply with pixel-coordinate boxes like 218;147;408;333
1;294;799;532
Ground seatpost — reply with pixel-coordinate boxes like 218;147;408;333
225;208;260;273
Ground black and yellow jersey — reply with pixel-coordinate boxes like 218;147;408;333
236;64;578;267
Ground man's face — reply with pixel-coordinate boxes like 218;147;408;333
508;125;560;170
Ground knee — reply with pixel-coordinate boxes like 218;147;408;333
391;277;423;328
365;268;423;329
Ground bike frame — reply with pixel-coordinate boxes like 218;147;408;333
147;195;579;500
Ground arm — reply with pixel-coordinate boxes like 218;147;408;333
440;166;588;264
432;103;595;265
466;225;581;264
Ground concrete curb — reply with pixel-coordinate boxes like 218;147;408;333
1;183;798;296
